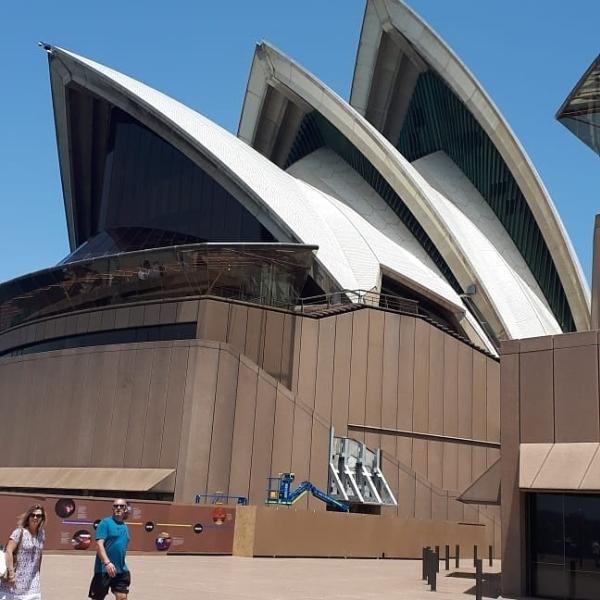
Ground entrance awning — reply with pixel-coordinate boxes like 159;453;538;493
520;443;600;490
0;468;175;493
457;458;501;505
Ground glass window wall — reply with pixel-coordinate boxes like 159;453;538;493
529;492;600;599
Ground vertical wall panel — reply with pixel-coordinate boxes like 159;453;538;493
4;360;26;465
100;308;116;330
262;311;285;380
381;313;400;457
486;360;501;466
412;320;430;477
228;359;258;500
554;345;599;442
114;307;130;329
102;350;136;467
227;304;248;354
397;317;416;467
206;350;239;495
128;305;145;328
270;385;295;475
90;350;121;467
244;307;265;366
308;418;331;511
175;345;219;501
290;404;313;509
86;310;104;335
314;317;335;421
159;302;178;324
296;318;319;411
200;300;229;343
415;479;432;519
442;336;459;491
123;348;155;467
26;358;52;465
381;455;399;517
397;466;416;518
472;352;487;479
159;346;190;468
427;327;444;488
141;347;172;468
331;313;353;437
177;300;199;323
41;355;72;466
143;303;161;326
61;352;92;467
248;377;277;505
279;314;296;389
348;311;369;441
457;344;473;489
76;312;90;334
365;310;384;449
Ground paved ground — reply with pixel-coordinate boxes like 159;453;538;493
41;554;502;599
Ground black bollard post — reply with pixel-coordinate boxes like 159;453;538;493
488;544;493;567
422;547;428;581
455;544;460;568
473;544;478;567
430;551;437;591
475;558;483;600
445;544;450;570
435;546;440;572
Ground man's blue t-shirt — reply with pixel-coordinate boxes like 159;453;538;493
94;516;130;574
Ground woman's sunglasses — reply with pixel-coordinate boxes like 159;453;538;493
29;513;44;520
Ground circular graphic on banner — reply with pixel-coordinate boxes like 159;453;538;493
144;521;155;532
55;498;76;519
72;530;92;550
155;532;172;551
93;519;101;530
193;523;204;534
212;507;227;525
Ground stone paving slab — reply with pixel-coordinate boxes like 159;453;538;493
41;555;502;599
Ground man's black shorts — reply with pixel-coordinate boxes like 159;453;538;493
88;571;131;598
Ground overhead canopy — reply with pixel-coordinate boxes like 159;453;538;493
0;468;175;493
457;458;501;505
520;443;600;491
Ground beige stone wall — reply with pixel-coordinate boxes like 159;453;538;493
233;505;489;559
0;298;500;553
501;331;600;597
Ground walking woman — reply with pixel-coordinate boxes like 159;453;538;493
0;504;46;600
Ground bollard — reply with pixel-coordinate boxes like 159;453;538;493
489;544;493;567
422;547;429;580
455;544;460;568
430;551;438;591
473;544;478;567
445;544;450;570
475;558;483;600
435;546;440;572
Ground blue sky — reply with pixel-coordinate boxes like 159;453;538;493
0;0;598;287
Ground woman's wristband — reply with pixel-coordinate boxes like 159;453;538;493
104;561;112;566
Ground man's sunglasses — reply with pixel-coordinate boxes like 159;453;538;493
113;504;127;509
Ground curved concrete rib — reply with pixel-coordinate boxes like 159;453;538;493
350;0;590;331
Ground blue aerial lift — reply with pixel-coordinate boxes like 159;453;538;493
265;473;349;512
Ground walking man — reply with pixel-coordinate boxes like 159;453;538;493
88;498;131;600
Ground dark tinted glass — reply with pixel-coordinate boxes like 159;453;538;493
529;493;600;599
0;322;196;358
0;244;314;332
97;109;274;246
